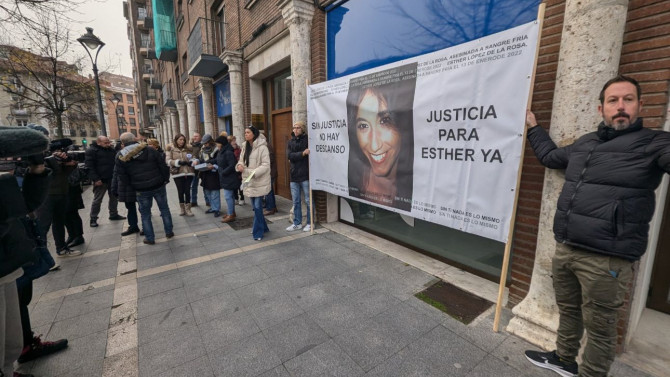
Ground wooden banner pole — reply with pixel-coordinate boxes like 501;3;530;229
306;78;315;235
493;2;546;332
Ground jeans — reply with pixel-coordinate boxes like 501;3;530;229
264;178;276;210
90;182;118;218
1;281;22;376
223;189;236;216
290;180;311;226
136;185;173;242
191;174;200;204
553;244;633;377
125;201;139;229
204;189;221;212
250;197;269;240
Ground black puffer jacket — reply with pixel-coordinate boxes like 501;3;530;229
111;152;136;203
115;142;169;192
287;132;309;182
527;118;670;261
0;170;50;278
85;142;117;183
216;142;240;191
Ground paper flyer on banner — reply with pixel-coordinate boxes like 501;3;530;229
307;21;539;243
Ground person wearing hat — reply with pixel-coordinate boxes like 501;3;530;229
194;134;222;216
235;125;271;240
216;135;240;223
1;126;69;377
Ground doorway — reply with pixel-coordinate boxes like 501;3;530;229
265;69;293;198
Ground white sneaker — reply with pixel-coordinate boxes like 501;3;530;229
57;248;82;257
303;224;311;232
238;200;245;205
286;224;301;232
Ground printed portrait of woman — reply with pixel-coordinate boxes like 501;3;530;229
346;63;417;212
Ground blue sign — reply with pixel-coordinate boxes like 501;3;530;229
215;76;232;118
327;0;541;79
198;94;204;123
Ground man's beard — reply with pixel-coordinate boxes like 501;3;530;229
609;111;631;131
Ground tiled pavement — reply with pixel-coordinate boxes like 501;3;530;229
16;184;653;377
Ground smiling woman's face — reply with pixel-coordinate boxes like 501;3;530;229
355;89;401;178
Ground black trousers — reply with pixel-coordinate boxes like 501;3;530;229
37;195;68;251
17;281;33;347
173;176;193;204
65;189;83;239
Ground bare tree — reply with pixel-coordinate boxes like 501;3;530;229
0;0;84;29
0;11;98;138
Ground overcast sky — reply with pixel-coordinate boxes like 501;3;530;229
69;0;133;77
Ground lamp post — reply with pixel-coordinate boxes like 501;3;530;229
78;27;107;137
6;114;14;126
109;94;121;138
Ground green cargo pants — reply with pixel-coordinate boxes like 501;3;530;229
552;243;633;377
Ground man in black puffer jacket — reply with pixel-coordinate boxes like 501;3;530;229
115;132;173;245
285;121;312;232
85;136;126;227
523;75;670;377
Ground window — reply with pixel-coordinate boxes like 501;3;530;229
117;106;125;115
128;106;135;115
216;5;226;50
130;118;136;126
17;120;27;127
273;70;292;110
127;94;134;104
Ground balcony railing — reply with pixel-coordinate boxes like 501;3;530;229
187;18;226;77
141;66;153;81
181;69;189;83
157;30;177;62
10;107;30;116
161;82;176;108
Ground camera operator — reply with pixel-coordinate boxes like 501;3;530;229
37;139;82;257
1;126;68;377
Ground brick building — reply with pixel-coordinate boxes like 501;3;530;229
123;0;670;365
100;72;143;140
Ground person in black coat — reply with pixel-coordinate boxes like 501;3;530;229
285;121;312;232
523;75;670;377
112;138;141;237
115;132;173;244
0;126;68;376
216;136;240;222
85;136;126;227
195;134;222;217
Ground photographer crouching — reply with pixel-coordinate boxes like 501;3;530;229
1;126;68;377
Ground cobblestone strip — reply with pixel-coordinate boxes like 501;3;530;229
102;230;139;377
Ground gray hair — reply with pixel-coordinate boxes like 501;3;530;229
120;132;136;145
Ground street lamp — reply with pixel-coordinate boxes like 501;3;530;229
109;94;121;138
78;27;107;137
6;114;14;126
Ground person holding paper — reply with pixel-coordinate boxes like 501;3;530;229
346;65;416;212
193;134;222;217
235;126;271;241
524;75;670;377
216;135;240;223
166;134;195;216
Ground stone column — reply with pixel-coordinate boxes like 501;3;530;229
198;78;214;136
506;0;630;350
175;100;188;139
221;50;245;137
184;91;199;138
169;108;180;138
161;114;172;145
278;0;314;126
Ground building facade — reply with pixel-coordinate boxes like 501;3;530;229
123;0;670;358
100;72;143;140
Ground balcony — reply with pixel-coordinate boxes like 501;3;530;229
154;0;178;62
180;69;189;83
146;91;158;106
137;7;153;29
149;75;162;89
187;18;227;77
141;66;154;81
10;107;30;116
162;82;176;108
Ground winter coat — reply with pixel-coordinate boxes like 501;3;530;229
44;157;76;196
0;170;50;279
267;141;278;181
111;152;136;203
166;144;195;177
198;145;220;190
235;135;271;198
527;118;670;261
287;132;309;182
115;142;169;192
216;142;240;191
85;142;117;183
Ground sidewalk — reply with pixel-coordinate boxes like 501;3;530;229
16;183;653;377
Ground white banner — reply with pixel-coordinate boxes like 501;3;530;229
307;21;538;242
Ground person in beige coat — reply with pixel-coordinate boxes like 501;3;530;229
166;134;196;216
235;125;271;240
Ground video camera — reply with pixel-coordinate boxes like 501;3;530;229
47;138;86;163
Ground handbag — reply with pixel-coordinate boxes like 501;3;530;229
16;217;56;289
170;165;179;175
